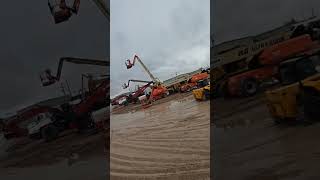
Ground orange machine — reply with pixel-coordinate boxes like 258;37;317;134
220;34;320;97
150;85;169;101
125;54;169;100
180;72;209;92
257;34;319;66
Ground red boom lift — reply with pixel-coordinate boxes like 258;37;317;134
48;0;109;24
39;57;109;136
125;55;169;100
122;79;154;103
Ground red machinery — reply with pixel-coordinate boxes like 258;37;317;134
180;72;209;92
122;79;154;103
40;57;108;87
3;106;63;139
73;79;109;115
40;56;109;112
48;0;109;24
39;57;109;133
111;93;130;106
2;78;109;140
220;34;320;97
125;55;160;83
149;86;169;101
48;0;80;24
125;54;169;100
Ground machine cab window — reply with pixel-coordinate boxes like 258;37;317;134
309;54;320;72
279;54;320;85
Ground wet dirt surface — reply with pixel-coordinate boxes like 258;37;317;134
110;94;210;180
213;94;320;180
0;110;109;180
0;131;108;180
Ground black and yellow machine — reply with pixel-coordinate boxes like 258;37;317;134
265;50;320;123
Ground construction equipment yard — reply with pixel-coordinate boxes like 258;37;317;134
110;92;210;179
213;92;320;180
210;16;320;179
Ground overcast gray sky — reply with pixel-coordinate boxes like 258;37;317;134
0;1;109;116
213;0;320;44
110;0;210;97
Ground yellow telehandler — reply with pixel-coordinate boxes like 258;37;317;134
265;51;320;123
193;84;210;101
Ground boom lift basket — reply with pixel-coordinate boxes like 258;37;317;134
40;69;56;86
122;83;129;89
125;59;134;69
48;0;80;24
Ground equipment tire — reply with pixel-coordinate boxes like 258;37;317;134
302;89;320;121
241;78;259;97
41;124;59;142
273;118;281;124
203;89;210;100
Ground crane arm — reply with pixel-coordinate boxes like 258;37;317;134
55;57;109;81
40;57;108;86
71;0;81;14
71;0;110;20
73;79;109;115
91;0;110;21
82;73;108;94
123;79;153;89
126;55;160;83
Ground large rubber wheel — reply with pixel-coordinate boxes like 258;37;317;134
302;89;320;121
203;89;210;100
77;115;96;134
215;82;228;98
41;124;59;142
273;118;282;124
241;79;259;97
293;93;303;122
162;92;168;98
186;86;191;92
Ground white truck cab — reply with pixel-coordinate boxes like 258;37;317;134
118;97;128;106
27;112;53;138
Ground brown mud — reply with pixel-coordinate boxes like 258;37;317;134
213;93;320;180
111;94;210;180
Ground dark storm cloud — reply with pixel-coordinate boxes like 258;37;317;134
110;0;210;97
213;0;320;44
0;0;109;115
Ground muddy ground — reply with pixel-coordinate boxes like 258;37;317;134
213;94;320;180
110;93;210;180
0;124;109;179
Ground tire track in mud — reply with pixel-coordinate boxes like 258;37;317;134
110;96;210;180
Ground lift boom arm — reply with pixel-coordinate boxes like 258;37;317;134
48;0;109;23
123;79;153;89
91;0;110;21
55;57;109;81
126;55;160;84
40;57;108;86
